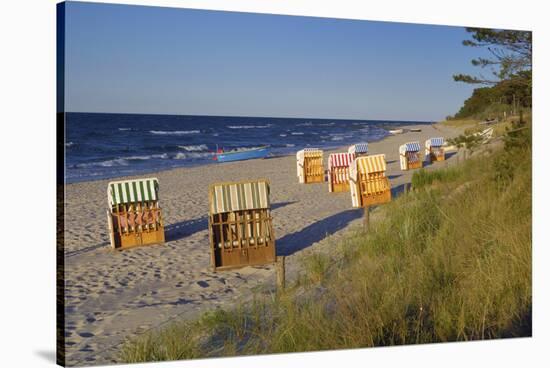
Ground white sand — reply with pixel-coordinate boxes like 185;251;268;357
63;123;461;365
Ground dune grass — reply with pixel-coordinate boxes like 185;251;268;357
119;126;531;363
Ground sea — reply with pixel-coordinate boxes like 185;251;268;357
64;112;431;183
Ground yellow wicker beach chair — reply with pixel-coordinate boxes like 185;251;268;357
328;152;354;193
399;142;423;170
296;148;324;184
349;155;391;207
425;137;445;163
208;179;275;271
107;177;165;250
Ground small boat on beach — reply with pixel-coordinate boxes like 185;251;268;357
214;146;270;163
410;128;422;132
388;129;404;135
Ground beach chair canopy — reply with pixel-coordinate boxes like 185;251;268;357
108;178;159;207
328;152;354;169
348;143;369;155
426;137;444;148
210;180;270;215
399;142;421;154
350;154;386;181
297;148;323;165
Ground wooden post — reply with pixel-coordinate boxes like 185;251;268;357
363;206;370;231
276;256;286;291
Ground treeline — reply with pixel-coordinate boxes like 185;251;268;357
451;28;532;121
452;71;531;120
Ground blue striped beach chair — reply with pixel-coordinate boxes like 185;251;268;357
348;143;369;157
399;141;423;170
349;154;392;208
208;179;275;271
425;137;446;162
107;177;165;249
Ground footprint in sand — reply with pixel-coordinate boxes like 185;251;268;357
197;280;209;288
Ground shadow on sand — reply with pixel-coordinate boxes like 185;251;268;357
277;209;363;256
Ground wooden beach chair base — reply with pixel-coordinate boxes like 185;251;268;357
209;208;276;271
361;190;391;207
107;209;165;250
330;182;350;192
408;160;423;170
304;156;324;183
359;175;392;207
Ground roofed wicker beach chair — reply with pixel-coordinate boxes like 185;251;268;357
296;148;324;184
208;179;275;271
425;137;445;163
399;141;423;170
349;154;391;208
348;143;369;157
328;152;354;193
107;177;165;250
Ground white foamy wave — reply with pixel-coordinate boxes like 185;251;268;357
150;130;200;135
118;128;131;131
279;134;287;137
76;153;169;168
178;144;208;152
227;124;272;129
65;142;75;147
173;151;214;160
291;132;304;135
286;144;295;147
296;122;313;127
319;122;335;126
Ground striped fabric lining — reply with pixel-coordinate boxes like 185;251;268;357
426;137;444;147
356;155;387;174
404;142;421;152
348;143;369;154
210;180;270;215
302;149;323;158
108;178;159;207
406;151;420;163
329;153;354;168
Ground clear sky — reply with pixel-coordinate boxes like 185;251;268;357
64;1;487;121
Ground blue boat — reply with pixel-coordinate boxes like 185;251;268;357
214;146;270;163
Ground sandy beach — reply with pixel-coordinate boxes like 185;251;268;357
63;123;461;365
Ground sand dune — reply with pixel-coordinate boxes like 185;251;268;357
62;123;460;365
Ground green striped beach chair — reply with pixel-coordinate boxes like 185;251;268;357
208;179;275;271
107;177;165;250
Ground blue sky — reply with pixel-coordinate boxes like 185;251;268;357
64;1;487;121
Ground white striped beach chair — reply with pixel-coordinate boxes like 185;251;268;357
208;179;275;271
349;155;391;208
107;177;165;250
399;141;423;170
328;152;355;193
348;143;369;157
296;148;324;184
425;137;445;162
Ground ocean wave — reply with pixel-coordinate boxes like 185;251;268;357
291;132;304;135
279;134;287;137
118;128;131;131
296;122;313;127
178;144;208;152
227;124;272;129
150;130;200;135
65;142;75;147
76;153;169;168
174;151;214;160
285;144;296;147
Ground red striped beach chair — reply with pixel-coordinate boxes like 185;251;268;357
328;152;355;192
208;179;275;271
399;141;423;170
107;177;165;250
349;155;391;207
296;148;324;184
425;137;445;162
